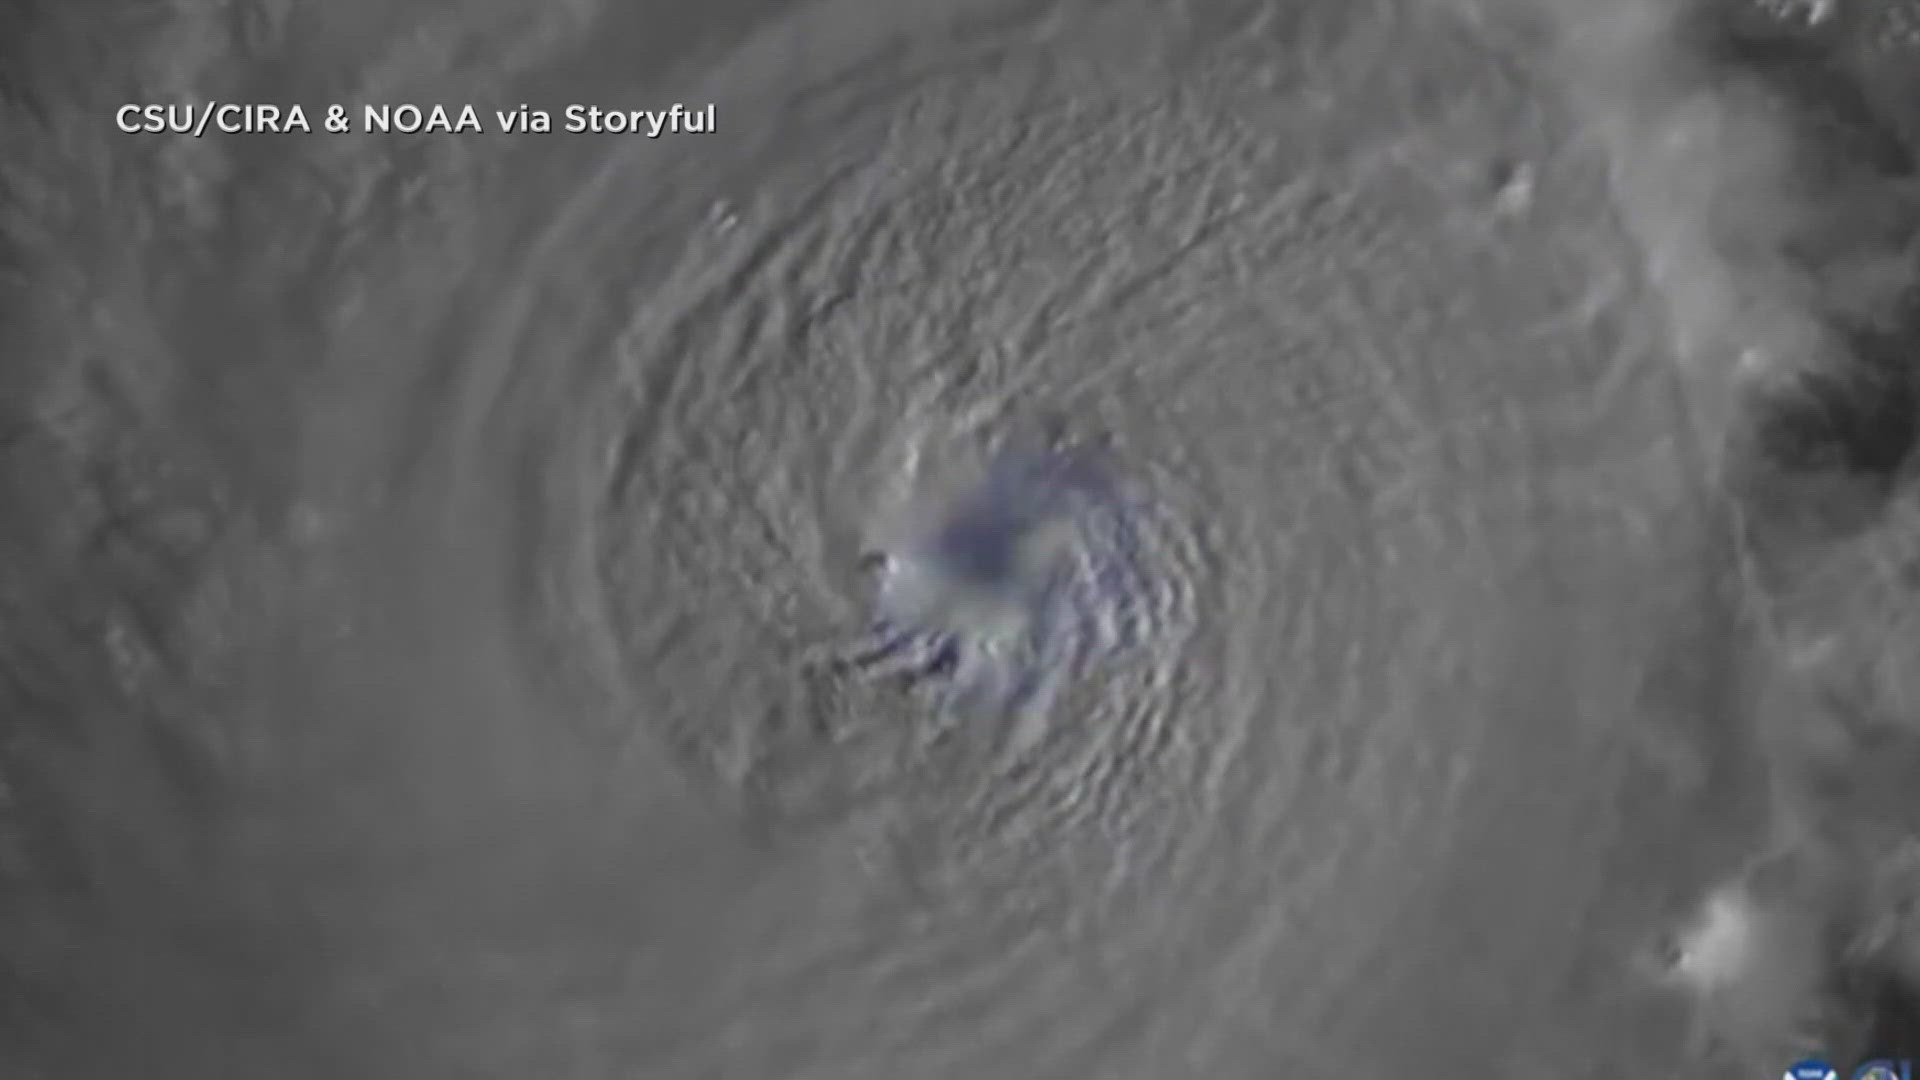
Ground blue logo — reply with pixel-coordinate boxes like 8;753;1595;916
1786;1063;1836;1080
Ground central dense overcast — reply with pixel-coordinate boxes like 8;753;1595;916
4;0;1920;1077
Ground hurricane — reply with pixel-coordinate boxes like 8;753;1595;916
4;0;1920;1077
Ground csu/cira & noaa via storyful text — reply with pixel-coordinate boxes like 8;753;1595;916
114;102;716;137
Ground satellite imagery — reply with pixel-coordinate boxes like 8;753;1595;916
3;0;1920;1076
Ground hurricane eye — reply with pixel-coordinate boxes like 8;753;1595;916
928;513;1023;588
